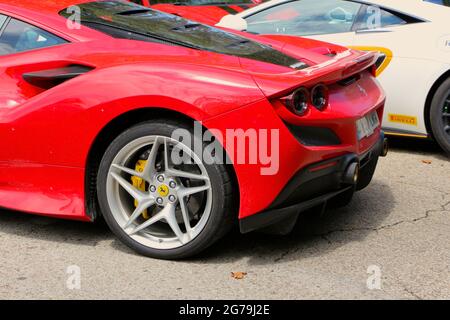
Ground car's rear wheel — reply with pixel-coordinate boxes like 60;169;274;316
97;120;235;259
430;78;450;156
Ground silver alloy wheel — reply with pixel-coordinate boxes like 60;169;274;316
105;136;212;250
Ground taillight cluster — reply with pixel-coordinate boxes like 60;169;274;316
281;84;329;116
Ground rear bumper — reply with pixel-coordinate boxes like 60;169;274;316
204;70;385;221
239;132;386;234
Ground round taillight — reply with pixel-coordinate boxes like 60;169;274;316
311;84;329;111
287;87;309;116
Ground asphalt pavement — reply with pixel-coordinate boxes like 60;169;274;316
0;137;449;299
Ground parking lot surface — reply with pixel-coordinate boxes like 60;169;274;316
0;138;449;299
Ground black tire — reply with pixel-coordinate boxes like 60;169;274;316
430;77;450;156
96;119;236;260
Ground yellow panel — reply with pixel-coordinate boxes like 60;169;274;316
387;113;418;126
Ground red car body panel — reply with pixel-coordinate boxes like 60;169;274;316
136;0;260;25
0;0;385;222
150;4;244;25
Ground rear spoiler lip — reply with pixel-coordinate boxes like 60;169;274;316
301;50;375;76
245;49;379;99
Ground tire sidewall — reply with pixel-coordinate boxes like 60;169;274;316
430;78;450;155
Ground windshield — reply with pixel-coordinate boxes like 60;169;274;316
60;1;308;70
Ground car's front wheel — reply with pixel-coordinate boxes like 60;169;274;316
430;78;450;156
97;120;235;259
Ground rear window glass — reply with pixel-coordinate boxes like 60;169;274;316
59;0;308;70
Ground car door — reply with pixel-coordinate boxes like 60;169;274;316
0;13;86;172
243;0;363;45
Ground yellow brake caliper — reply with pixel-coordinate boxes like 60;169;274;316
131;160;149;219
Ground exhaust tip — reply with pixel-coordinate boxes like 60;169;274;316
381;138;389;157
343;162;360;185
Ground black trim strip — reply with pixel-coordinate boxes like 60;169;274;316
383;127;429;139
0;16;11;38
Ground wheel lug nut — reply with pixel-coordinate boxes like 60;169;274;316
149;185;156;192
157;175;164;182
169;181;176;189
156;197;163;205
169;195;176;202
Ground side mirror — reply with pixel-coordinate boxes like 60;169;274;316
216;15;248;31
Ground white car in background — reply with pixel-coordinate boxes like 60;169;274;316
217;0;450;154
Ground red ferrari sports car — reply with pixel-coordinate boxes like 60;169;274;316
0;0;387;259
137;0;263;26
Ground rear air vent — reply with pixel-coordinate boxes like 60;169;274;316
285;123;341;146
